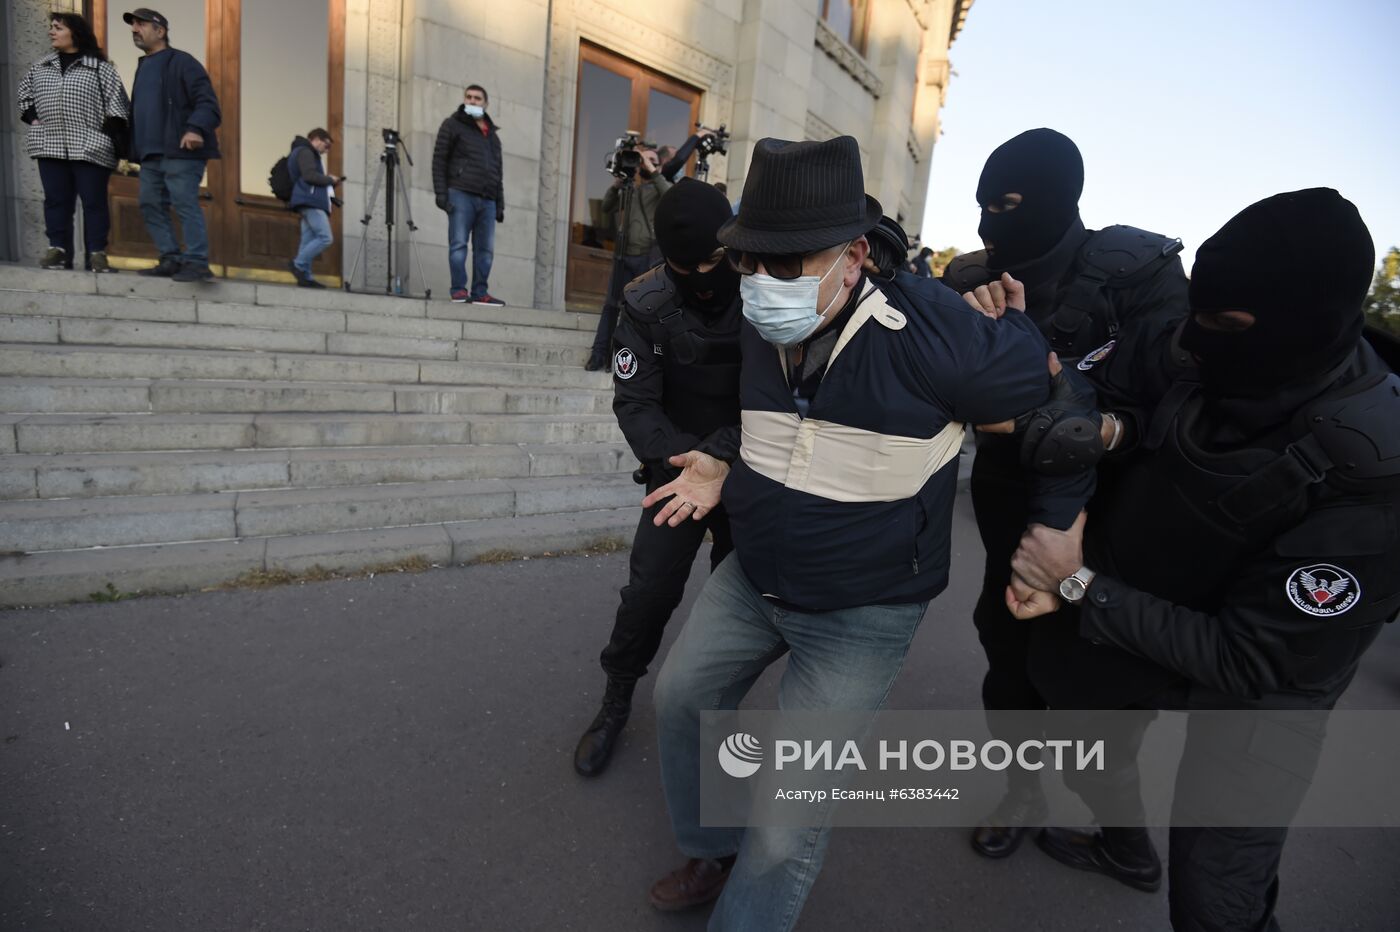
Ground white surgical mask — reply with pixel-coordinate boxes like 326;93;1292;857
739;246;850;347
463;104;485;118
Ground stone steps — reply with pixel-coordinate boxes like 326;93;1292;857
0;316;594;367
0;265;600;332
0;472;640;552
0;441;635;500
0;342;608;388
1;412;623;453
0;263;643;606
0;507;637;608
0;377;614;415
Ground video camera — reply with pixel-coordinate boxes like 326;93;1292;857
605;132;657;180
695;123;730;157
381;127;402;146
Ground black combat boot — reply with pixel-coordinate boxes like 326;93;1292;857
1036;825;1162;892
573;679;634;777
970;777;1049;859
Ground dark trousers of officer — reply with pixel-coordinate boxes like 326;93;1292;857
970;464;1049;790
1060;687;1320;932
591;248;660;358
599;479;734;688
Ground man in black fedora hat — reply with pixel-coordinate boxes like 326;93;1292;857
642;136;1100;929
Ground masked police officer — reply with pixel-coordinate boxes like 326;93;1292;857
1008;188;1400;931
943;128;1191;859
573;179;744;777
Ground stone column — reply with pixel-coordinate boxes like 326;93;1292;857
1;0;80;264
728;0;819;183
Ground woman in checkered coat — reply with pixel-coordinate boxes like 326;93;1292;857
16;12;130;272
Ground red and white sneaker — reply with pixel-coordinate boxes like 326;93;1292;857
450;289;469;303
471;294;506;307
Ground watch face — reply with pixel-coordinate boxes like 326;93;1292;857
1059;576;1086;602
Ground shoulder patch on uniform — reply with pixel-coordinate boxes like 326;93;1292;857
1077;339;1117;371
1285;563;1361;617
613;347;638;380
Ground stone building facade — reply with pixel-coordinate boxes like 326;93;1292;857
2;0;970;310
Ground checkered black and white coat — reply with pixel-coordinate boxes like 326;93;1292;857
17;52;130;169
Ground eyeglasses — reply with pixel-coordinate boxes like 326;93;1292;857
724;248;813;281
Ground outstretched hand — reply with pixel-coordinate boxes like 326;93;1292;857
640;451;730;527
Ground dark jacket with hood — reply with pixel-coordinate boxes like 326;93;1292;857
129;46;221;161
432;108;504;217
288;137;335;213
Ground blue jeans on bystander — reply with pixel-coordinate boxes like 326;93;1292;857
138;157;210;267
447;190;496;298
293;207;334;278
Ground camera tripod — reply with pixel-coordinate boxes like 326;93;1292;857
345;130;431;299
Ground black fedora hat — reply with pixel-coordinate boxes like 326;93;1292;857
718;136;882;254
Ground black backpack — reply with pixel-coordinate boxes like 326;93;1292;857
269;153;295;202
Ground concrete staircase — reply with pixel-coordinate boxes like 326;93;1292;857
0;265;640;607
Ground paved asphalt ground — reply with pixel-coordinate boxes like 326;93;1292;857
3;494;1398;931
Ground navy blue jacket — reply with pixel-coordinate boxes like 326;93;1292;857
288;139;331;212
723;272;1093;611
129;47;221;161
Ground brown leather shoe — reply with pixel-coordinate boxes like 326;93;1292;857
649;857;733;912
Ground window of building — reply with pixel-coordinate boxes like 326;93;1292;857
821;0;871;56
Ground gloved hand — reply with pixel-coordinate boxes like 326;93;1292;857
436;193;449;212
496;207;505;223
1015;355;1104;476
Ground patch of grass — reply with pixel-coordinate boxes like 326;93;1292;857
89;582;134;602
215;554;437;591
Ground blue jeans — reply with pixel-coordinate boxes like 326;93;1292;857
293;207;333;276
654;553;928;932
447;190;495;296
138;157;209;266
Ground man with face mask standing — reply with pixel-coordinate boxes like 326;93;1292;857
1008;188;1400;931
585;147;672;371
432;84;505;306
640;137;1099;930
943;128;1191;860
573;179;744;777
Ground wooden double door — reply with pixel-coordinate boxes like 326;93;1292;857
92;0;344;280
566;43;702;308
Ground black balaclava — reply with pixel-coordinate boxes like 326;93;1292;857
976;128;1084;269
1181;188;1374;398
656;178;740;312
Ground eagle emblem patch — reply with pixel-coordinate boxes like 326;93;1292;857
614;347;638;380
1285;564;1360;617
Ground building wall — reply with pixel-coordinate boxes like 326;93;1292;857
2;0;964;303
338;0;965;307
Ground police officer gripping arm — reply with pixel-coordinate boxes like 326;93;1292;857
574;179;744;777
1008;189;1400;932
945;128;1192;861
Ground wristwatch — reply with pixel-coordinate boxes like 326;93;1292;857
1058;566;1097;604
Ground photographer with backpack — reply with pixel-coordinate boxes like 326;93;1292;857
273;128;342;288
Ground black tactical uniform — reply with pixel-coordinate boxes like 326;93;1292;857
600;266;742;685
940;129;1190;857
575;178;743;777
1029;189;1400;931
